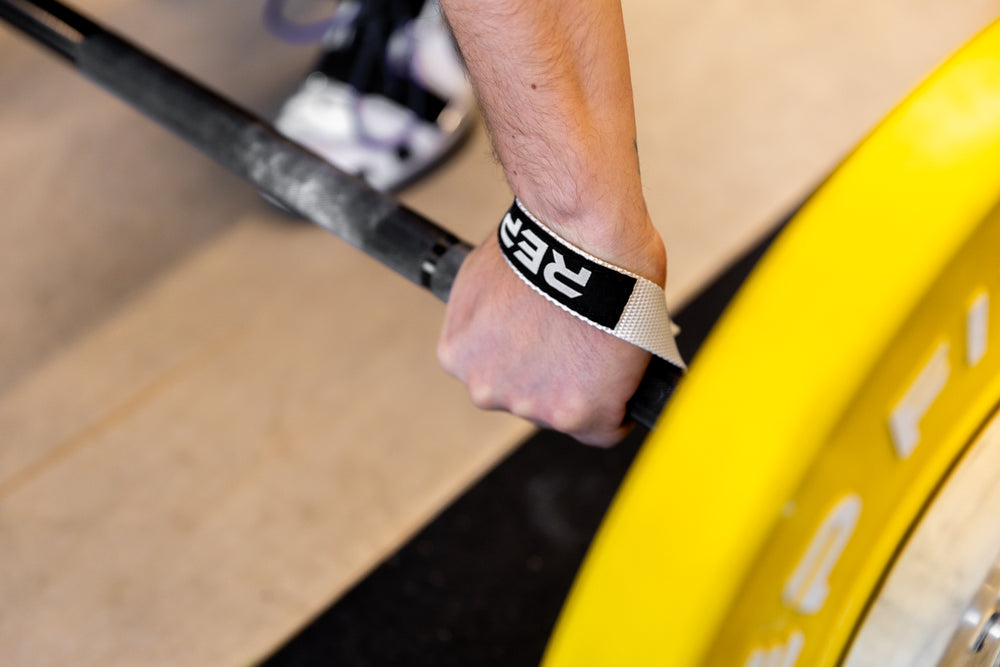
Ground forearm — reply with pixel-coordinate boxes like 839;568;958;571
439;0;663;282
436;0;670;445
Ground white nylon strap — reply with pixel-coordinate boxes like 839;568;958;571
498;199;686;369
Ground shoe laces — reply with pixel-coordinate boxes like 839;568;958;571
272;1;451;163
267;1;444;121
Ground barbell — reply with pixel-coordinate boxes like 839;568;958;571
5;2;1000;665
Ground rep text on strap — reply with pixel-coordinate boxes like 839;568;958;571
498;198;685;369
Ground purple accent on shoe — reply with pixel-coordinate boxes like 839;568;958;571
262;0;344;44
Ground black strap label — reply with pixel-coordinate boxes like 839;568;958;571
498;201;637;329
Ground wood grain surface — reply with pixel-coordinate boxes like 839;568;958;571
1;0;998;664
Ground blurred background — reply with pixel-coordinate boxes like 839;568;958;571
1;0;998;664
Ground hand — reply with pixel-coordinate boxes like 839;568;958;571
438;228;665;447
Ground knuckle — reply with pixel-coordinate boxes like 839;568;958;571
436;338;459;375
468;381;499;410
547;396;592;434
509;398;538;421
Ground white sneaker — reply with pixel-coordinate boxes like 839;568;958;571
271;0;475;192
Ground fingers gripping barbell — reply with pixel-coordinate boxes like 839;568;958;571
9;2;1000;666
0;0;682;431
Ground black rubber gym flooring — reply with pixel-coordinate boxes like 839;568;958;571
263;221;785;666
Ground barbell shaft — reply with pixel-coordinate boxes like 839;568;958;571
0;0;683;428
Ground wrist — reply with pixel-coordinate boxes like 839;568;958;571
512;192;667;287
496;198;683;367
